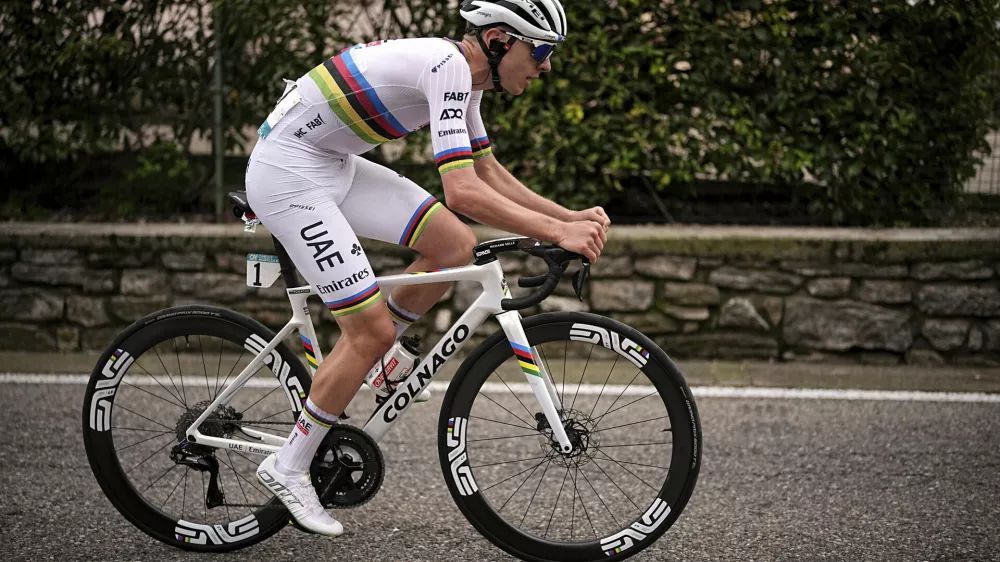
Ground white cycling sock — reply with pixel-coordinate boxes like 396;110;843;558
274;397;337;475
386;295;421;338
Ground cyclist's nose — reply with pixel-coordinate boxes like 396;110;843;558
538;58;552;72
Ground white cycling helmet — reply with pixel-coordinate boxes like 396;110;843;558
459;0;567;91
460;0;567;43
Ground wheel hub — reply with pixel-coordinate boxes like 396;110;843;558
536;409;600;467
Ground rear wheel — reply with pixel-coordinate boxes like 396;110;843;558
438;312;701;562
82;305;311;552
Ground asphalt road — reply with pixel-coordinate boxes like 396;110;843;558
2;378;998;562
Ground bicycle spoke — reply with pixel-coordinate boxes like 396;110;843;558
198;335;213;401
112;426;175;434
215;338;224;399
596;441;671;448
200;470;207;519
534;343;557;402
592;456;668;471
172;337;188;407
588;353;619;419
543;466;570;539
468;433;540;443
570;465;577;540
120;380;185;410
519;450;554;527
562;339;567;405
239;384;283;418
481;453;552;494
477;392;534;429
114;403;175;432
152;342;186;408
592;390;659;426
215;457;233;520
256;408;296;423
498;454;552;513
492;368;536;424
470;454;552;469
215;349;246;400
586;453;642;512
593;450;662;492
161;468;186;510
578;463;620;528
132;359;185;405
570;462;598;538
225;451;251;510
125;438;176;475
593;368;642;426
470;414;534;431
569;343;596;412
224;451;272;500
592;416;670;434
115;431;174;453
182;468;188;518
141;463;179;495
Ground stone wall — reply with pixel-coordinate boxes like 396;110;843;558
2;223;999;366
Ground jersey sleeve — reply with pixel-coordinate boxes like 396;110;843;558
421;48;475;176
465;91;492;160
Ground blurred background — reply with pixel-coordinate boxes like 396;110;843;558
3;0;1000;227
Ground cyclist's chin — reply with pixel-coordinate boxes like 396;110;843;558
504;81;527;96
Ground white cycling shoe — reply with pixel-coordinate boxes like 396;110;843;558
256;454;344;537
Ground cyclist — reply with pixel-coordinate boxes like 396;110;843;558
248;0;609;536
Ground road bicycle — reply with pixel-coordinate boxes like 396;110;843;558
82;191;701;562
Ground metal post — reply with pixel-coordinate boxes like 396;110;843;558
213;1;225;222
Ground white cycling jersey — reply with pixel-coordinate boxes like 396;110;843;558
246;37;492;318
259;37;492;175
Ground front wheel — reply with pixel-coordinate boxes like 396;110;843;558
438;312;701;562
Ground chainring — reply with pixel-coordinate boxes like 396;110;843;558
310;424;384;509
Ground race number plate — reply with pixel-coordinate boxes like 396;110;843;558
247;254;281;288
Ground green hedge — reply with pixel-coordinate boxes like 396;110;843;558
3;0;999;225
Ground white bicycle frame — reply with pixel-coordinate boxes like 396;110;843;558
184;248;574;457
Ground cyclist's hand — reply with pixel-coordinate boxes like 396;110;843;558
570;207;611;232
555;220;606;262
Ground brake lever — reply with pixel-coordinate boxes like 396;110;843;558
572;259;591;302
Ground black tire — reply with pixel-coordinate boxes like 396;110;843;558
438;312;701;562
82;305;312;552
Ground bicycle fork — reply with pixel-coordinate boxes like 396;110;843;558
496;311;573;454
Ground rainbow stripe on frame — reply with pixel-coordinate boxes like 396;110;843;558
510;342;541;377
399;195;443;248
300;334;319;370
325;282;382;317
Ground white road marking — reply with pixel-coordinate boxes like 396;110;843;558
2;373;999;403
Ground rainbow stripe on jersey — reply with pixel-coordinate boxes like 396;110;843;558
435;146;474;175
308;49;409;146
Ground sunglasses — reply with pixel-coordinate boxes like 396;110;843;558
505;31;558;63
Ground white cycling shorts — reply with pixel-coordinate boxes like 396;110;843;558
245;123;443;318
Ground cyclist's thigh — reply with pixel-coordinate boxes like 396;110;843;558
245;154;383;318
338;155;447;249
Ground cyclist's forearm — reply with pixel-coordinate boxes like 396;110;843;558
477;160;574;222
447;178;563;243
